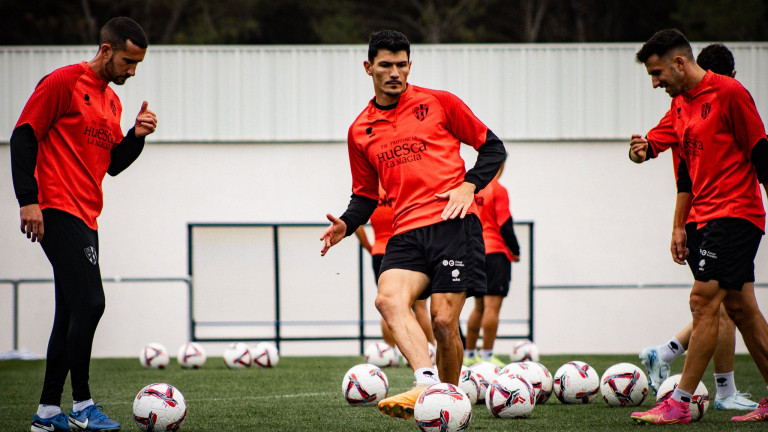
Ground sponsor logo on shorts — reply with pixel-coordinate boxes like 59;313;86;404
699;259;706;272
699;249;717;259
451;269;460;281
442;260;464;267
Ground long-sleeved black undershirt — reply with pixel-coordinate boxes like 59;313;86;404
10;123;145;206
500;216;521;257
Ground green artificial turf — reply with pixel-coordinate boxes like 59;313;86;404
1;354;765;431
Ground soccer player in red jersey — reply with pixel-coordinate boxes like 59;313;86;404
463;164;520;368
627;29;768;424
321;30;506;420
355;186;436;360
11;17;157;432
632;43;759;411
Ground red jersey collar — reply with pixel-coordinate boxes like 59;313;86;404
681;70;714;101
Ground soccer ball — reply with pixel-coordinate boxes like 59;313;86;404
341;363;389;406
469;361;499;403
140;343;170;369
600;362;649;407
656;374;710;421
510;340;540;362
177;342;206;369
485;373;536;418
414;383;472;432
364;341;397;367
458;366;481;405
499;362;543;401
223;342;252;369
553;361;600;404
528;362;553;404
251;342;279;367
133;383;187;431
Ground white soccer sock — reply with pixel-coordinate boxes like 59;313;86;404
72;398;94;412
480;349;493;360
671;387;693;403
37;404;62;418
714;371;736;398
464;349;477;358
658;337;684;363
414;367;440;386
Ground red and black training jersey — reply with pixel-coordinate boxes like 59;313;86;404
474;177;515;260
646;71;766;231
369;185;395;256
347;85;491;235
15;62;124;230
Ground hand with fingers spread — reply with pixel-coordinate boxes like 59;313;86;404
134;101;157;137
320;214;347;256
629;134;649;163
436;182;477;220
20;204;44;242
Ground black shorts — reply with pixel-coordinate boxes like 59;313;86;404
685;217;763;290
371;254;384;282
468;253;510;298
380;214;486;300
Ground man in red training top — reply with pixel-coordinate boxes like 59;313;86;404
464;164;520;368
321;30;506;420
628;29;768;425
11;17;157;432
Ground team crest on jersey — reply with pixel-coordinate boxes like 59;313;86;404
110;100;117;116
84;246;98;265
701;102;711;119
413;104;429;121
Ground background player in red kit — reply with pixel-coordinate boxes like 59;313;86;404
463;164;520;368
321;30;506;420
628;29;768;425
10;17;157;432
631;43;759;411
355;185;436;359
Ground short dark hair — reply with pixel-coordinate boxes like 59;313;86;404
100;17;148;51
636;29;692;63
368;30;410;62
697;43;735;76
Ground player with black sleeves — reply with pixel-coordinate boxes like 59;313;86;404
321;30;506;421
11;17;157;432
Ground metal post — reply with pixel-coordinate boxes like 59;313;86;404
528;222;535;342
187;224;195;342
273;225;281;350
13;281;19;351
359;243;365;355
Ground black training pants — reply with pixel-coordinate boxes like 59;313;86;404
38;209;105;406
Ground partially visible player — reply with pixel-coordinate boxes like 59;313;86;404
355;186;436;360
632;43;758;411
321;30;506;420
10;17;156;432
463;164;520;368
629;29;768;425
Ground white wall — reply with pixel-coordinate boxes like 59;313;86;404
1;141;766;357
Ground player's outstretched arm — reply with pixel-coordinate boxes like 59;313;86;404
629;134;649;163
320;214;347;256
436;182;476;220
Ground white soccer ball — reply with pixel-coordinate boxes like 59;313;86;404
364;342;397;368
458;366;481;405
499;361;543;401
528;362;553;404
133;383;187;431
414;383;473;432
553;361;600;404
600;362;649;407
176;342;206;369
140;343;170;369
223;342;252;369
656;374;710;421
485;373;536;418
341;363;389;406
251;342;279;368
469;361;500;403
510;340;540;362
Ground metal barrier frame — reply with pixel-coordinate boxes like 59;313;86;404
186;222;535;354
